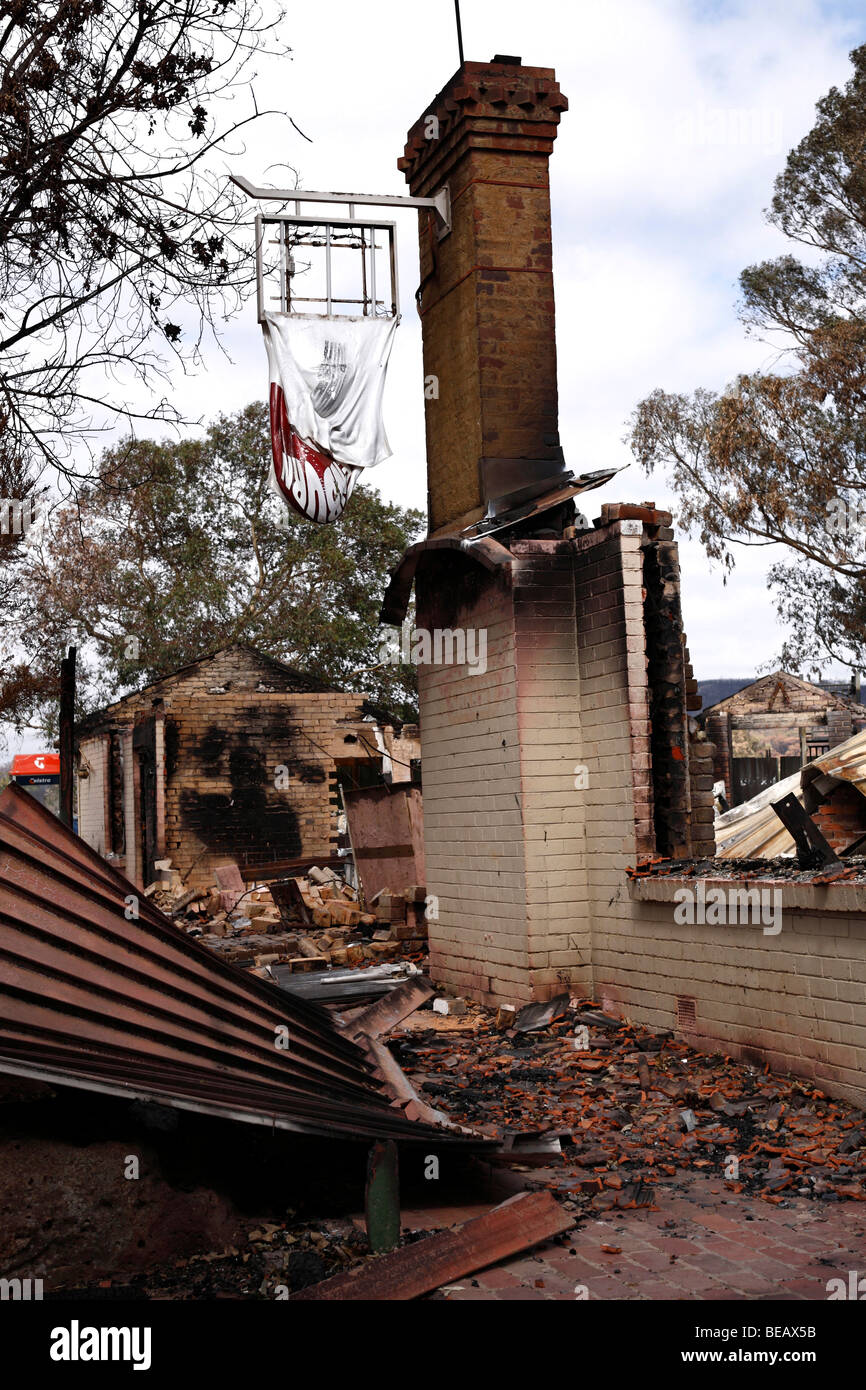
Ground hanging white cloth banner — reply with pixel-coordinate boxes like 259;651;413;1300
263;313;399;524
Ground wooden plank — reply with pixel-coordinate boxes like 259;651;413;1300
360;1036;452;1128
292;1189;572;1301
59;646;76;829
343;976;434;1042
342;785;425;902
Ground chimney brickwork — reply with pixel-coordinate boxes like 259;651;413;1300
705;709;734;804
399;63;715;1006
399;61;568;534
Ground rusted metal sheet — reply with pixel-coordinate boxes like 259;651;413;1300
360;1036;452;1129
293;1189;573;1300
0;784;479;1147
343;783;425;901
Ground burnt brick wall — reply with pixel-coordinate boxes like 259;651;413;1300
416;554;530;1003
76;735;109;856
416;512;714;1005
642;537;690;856
511;540;591;998
573;519;655;952
76;648;383;889
162;691;365;886
705;709;734;806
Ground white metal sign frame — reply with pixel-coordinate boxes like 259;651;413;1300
253;212;399;325
233;173;451;324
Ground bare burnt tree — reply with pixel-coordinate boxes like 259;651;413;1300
0;0;287;489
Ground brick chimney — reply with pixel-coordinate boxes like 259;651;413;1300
399;58;569;534
388;60;714;1013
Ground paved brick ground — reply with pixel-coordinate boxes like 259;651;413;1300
432;1174;866;1300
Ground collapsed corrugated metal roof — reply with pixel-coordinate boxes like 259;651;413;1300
0;784;471;1145
716;728;866;859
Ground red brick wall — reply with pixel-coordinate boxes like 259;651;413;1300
813;783;866;852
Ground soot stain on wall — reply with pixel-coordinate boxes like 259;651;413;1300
178;711;331;864
265;719;328;784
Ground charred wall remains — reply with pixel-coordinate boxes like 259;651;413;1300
76;646;392;890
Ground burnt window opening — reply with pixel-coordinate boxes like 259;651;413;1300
108;731;124;857
164;719;180;779
132;718;158;887
334;757;384;793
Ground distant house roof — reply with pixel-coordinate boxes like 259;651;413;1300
699;670;862;718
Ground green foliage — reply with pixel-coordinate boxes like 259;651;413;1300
5;402;423;729
629;44;866;674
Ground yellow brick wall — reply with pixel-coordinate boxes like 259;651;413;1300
76;648;384;890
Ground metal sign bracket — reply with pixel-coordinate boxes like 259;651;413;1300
231;174;452;239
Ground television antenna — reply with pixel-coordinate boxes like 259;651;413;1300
454;0;465;64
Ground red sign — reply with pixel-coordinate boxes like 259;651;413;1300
12;753;60;777
269;383;359;524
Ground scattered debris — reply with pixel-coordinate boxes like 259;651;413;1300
270;961;423;1005
342;977;435;1042
433;996;467;1017
159;867;432;991
390;996;866;1210
514;993;571;1034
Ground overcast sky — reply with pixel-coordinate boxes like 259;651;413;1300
172;0;862;682
7;0;866;757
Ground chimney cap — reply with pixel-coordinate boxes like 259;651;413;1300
491;53;523;65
